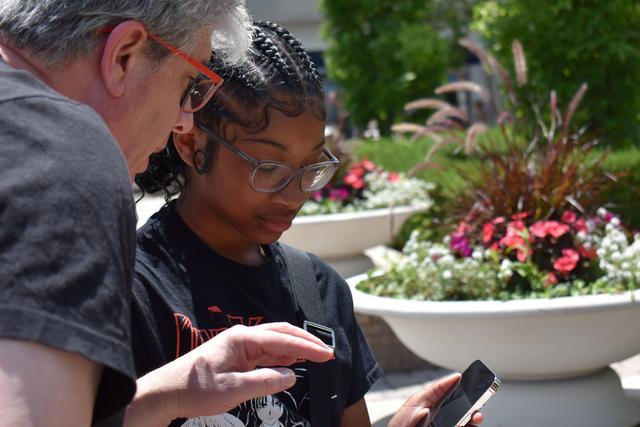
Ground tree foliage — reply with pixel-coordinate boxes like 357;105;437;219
473;0;640;145
320;0;475;134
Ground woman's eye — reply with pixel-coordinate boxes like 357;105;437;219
259;165;279;174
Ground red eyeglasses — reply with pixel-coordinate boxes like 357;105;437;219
100;26;224;113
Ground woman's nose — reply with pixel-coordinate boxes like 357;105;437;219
270;175;309;209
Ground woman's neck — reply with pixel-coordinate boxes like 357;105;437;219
175;194;266;267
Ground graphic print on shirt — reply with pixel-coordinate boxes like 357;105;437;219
173;305;264;358
174;307;311;427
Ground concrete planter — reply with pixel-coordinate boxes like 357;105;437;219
278;205;426;277
347;273;640;427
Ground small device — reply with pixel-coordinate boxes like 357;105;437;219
419;359;501;427
303;320;335;349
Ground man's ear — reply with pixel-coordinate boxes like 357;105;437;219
100;20;149;98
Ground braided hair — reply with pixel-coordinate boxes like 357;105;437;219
135;21;326;200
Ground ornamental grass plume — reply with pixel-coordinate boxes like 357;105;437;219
395;37;617;227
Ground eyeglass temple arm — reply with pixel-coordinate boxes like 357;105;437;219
322;147;340;164
197;125;258;166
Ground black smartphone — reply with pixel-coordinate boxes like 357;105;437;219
419;360;501;427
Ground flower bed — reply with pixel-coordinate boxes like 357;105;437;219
359;208;639;301
299;159;434;215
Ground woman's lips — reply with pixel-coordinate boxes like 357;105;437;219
259;216;294;233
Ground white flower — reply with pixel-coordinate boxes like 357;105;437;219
442;270;453;280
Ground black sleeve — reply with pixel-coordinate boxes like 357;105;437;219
0;95;137;423
308;254;383;408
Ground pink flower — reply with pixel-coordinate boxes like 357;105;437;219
545;272;559;286
492;216;505;225
344;173;364;189
328;187;350;201
574;218;588;233
547;221;571;238
498;227;530;262
511;212;530;221
388;172;400;182
529;221;570;239
361;159;376;171
561;211;576;224
508;220;526;231
553;248;580;275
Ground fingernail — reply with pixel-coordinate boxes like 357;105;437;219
274;367;296;387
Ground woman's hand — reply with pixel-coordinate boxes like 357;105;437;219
388;373;484;427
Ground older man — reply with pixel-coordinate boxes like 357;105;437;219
0;2;333;426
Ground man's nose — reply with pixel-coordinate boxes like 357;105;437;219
173;110;194;134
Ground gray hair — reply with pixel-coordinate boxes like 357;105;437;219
0;0;252;66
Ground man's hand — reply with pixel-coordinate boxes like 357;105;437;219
124;322;334;426
388;373;484;427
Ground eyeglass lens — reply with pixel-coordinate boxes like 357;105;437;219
252;162;336;192
181;77;218;113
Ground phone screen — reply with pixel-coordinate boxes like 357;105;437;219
427;360;499;427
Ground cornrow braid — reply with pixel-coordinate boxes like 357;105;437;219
251;26;296;82
256;21;320;82
136;21;326;200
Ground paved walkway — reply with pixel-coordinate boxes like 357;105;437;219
365;354;640;426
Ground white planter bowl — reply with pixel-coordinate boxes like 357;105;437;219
279;205;426;277
347;273;640;381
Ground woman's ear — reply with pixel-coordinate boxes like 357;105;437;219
99;20;149;98
172;129;209;168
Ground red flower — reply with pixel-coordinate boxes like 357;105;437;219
547;221;571;238
578;244;597;260
361;159;376;171
492;216;505;225
545;272;559;286
344;173;364;189
553;248;580;275
498;226;530;262
574;218;588;233
349;166;365;177
529;221;570;239
561;210;576;224
511;212;530;221
388;172;400;182
529;221;547;238
482;222;495;245
508;220;526;231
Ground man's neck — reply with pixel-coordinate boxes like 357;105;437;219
0;42;53;87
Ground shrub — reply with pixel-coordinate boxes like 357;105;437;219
320;0;472;134
472;0;640;144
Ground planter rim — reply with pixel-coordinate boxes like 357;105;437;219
347;272;640;319
293;204;428;224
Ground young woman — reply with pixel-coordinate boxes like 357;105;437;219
132;21;483;427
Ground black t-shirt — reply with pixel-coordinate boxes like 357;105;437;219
0;59;137;423
133;201;382;427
